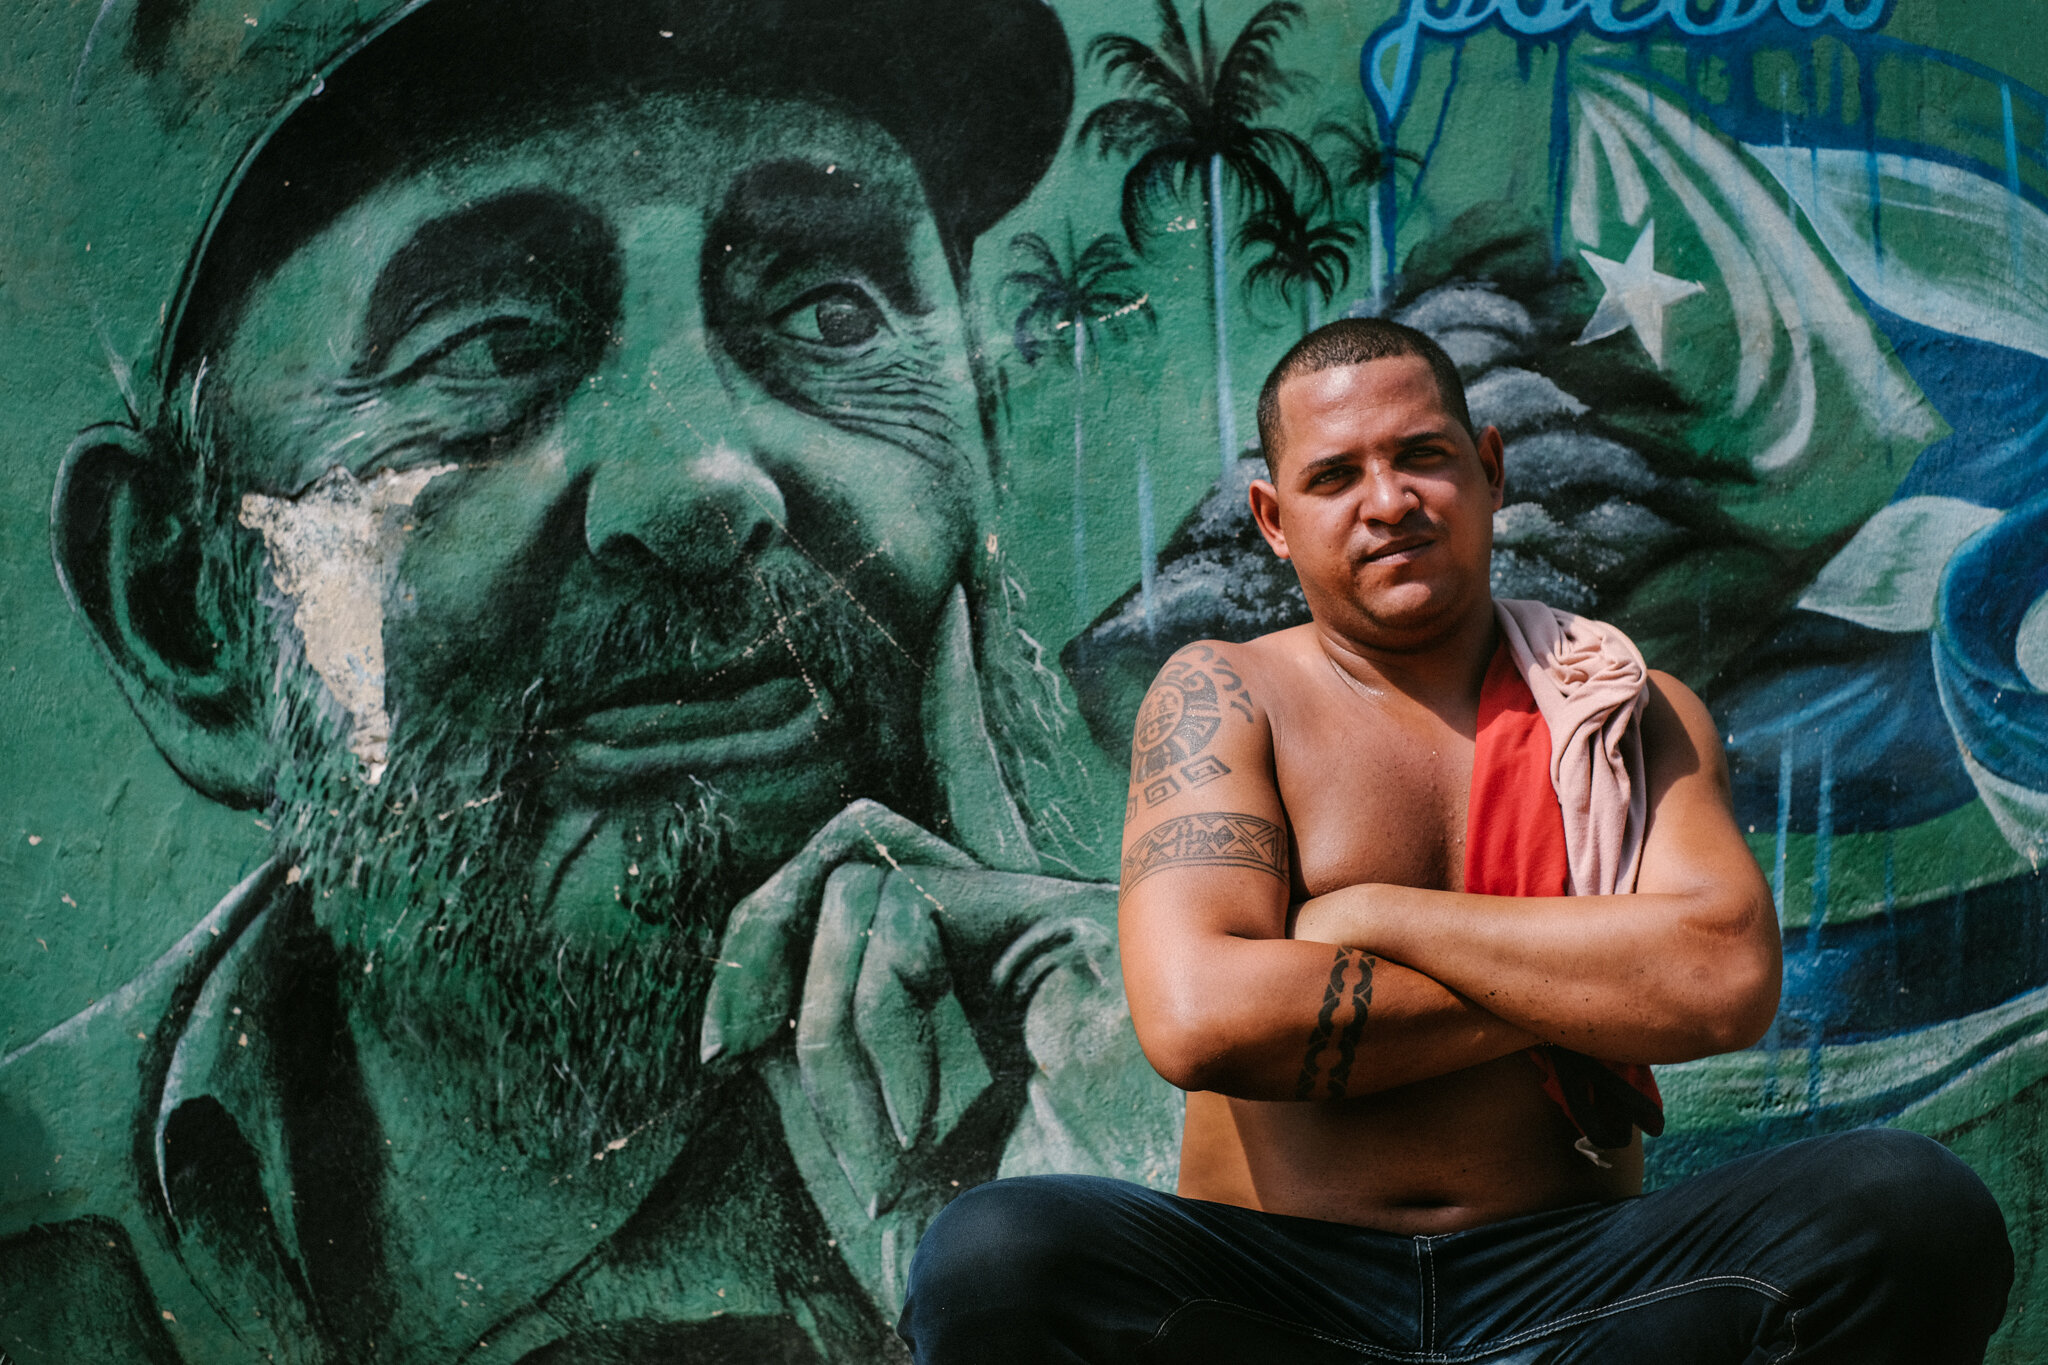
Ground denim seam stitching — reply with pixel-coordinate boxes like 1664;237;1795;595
1426;1237;1440;1353
1413;1238;1427;1353
1448;1273;1792;1358
1767;1306;1800;1365
1419;1234;1439;1353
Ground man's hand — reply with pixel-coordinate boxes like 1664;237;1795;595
701;799;978;1065
699;802;991;1316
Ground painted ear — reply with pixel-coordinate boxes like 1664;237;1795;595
51;424;275;807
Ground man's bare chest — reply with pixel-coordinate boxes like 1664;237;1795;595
1270;700;1475;899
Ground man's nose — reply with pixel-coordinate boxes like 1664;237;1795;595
1358;463;1420;526
572;377;788;582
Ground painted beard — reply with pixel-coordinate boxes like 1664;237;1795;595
259;551;926;1155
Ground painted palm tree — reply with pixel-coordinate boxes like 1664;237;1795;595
1239;190;1358;334
1315;110;1422;312
1005;229;1155;629
1080;0;1323;478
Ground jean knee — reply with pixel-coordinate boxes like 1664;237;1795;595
908;1177;1102;1315
1829;1131;1997;1225
1819;1129;2010;1273
902;1176;1141;1362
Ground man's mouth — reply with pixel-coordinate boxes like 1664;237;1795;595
558;672;826;780
1360;535;1436;566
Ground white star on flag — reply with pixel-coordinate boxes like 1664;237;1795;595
1574;221;1705;368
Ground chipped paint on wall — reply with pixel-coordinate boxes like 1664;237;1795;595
239;463;452;783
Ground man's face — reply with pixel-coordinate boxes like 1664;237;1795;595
1253;357;1504;650
205;89;987;911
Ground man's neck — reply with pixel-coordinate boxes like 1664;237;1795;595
1312;598;1501;723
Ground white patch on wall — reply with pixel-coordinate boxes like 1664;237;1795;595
2018;594;2048;694
239;464;453;784
1749;143;2048;362
1797;495;2003;633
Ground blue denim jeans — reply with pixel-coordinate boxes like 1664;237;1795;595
899;1129;2010;1363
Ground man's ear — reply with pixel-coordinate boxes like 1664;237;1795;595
52;423;276;807
1477;424;1506;510
1248;477;1290;560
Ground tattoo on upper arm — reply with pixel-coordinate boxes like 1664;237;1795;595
1296;948;1375;1100
1207;653;1257;723
1129;646;1255;784
1121;812;1286;889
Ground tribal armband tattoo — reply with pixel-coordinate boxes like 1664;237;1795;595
1121;812;1287;890
1296;948;1375;1100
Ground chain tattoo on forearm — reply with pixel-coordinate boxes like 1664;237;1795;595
1296;948;1376;1100
1121;812;1287;890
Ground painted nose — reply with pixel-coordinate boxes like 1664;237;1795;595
576;399;788;582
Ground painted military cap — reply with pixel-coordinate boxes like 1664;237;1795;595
68;0;1074;425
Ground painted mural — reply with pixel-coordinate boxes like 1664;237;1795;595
1;0;2044;1359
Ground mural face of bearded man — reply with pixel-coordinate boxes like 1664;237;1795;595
230;83;980;1125
3;0;1174;1359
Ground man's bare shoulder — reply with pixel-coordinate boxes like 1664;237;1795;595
1642;668;1733;792
1168;627;1322;701
1129;628;1365;795
1125;639;1282;826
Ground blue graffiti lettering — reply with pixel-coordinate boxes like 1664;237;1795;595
1365;0;1894;122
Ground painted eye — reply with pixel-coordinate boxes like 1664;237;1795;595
421;319;575;381
779;289;884;348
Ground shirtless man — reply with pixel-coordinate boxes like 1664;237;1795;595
900;319;2013;1363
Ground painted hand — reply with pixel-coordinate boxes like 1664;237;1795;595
756;851;1007;1318
698;804;1082;1317
696;582;1063;1316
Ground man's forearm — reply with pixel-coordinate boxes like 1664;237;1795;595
1291;882;1778;1063
1126;928;1536;1101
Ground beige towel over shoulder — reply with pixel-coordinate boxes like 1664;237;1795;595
1493;598;1650;897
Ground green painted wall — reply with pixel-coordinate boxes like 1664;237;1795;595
1;0;2043;1357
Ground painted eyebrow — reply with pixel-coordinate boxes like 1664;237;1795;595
706;158;927;313
354;189;622;368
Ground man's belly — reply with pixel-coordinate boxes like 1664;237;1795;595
1176;1055;1643;1234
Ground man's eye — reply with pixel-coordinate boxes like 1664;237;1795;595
777;289;884;348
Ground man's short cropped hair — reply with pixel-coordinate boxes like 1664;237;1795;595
1254;318;1475;475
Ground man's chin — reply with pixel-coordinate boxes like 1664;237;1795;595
1323;577;1488;650
538;754;873;877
